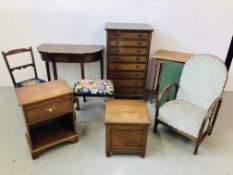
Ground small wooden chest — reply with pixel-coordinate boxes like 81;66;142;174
105;98;150;157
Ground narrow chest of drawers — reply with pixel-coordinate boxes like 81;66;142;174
105;23;153;98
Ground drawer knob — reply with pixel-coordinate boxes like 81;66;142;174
116;41;119;45
134;81;138;84
138;34;143;37
136;57;140;61
135;73;139;76
115;65;119;69
137;50;141;53
136;65;139;68
45;107;56;113
137;42;142;45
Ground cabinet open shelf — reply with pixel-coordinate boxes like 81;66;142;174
30;113;77;151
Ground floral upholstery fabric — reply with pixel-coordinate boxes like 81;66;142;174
74;79;114;96
16;78;46;88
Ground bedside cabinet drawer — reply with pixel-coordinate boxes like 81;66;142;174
25;96;73;125
110;48;147;55
109;63;146;71
109;32;149;39
114;80;144;87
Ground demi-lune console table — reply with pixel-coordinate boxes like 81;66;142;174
38;43;104;81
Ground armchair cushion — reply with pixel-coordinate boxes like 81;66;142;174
158;100;207;137
74;79;114;96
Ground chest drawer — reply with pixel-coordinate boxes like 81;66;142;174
109;56;147;62
115;88;144;96
109;71;145;79
109;63;146;71
110;48;147;55
109;31;149;39
25;96;73;125
113;79;144;87
109;40;148;47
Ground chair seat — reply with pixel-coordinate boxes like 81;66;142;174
158;100;207;137
74;79;114;96
16;78;46;88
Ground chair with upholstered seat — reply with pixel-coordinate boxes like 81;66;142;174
154;54;228;154
74;79;114;109
2;47;45;88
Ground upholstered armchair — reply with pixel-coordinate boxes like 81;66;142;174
154;54;228;154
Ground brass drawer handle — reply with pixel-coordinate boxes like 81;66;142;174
136;57;140;61
116;41;120;45
136;65;140;68
45;107;56;113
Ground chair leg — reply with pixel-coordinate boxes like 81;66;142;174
153;122;158;133
75;97;80;110
194;139;201;155
153;109;159;133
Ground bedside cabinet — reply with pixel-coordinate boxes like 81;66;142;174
16;80;78;159
105;22;153;98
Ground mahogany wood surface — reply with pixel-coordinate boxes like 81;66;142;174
105;98;150;157
106;22;153;99
38;43;104;81
16;80;78;159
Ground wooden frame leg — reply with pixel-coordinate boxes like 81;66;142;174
194;141;200;155
153;109;159;133
75;97;80;110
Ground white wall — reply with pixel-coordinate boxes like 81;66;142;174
0;0;233;90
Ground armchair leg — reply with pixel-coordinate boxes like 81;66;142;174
194;141;200;155
153;122;158;133
153;110;159;133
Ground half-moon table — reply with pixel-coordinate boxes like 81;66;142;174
38;43;104;81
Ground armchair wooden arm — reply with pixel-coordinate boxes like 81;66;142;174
194;97;222;154
156;83;179;109
154;83;178;133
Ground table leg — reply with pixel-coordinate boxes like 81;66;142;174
80;63;86;102
45;61;51;81
150;60;158;103
52;61;58;80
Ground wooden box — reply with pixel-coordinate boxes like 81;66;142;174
105;98;150;157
